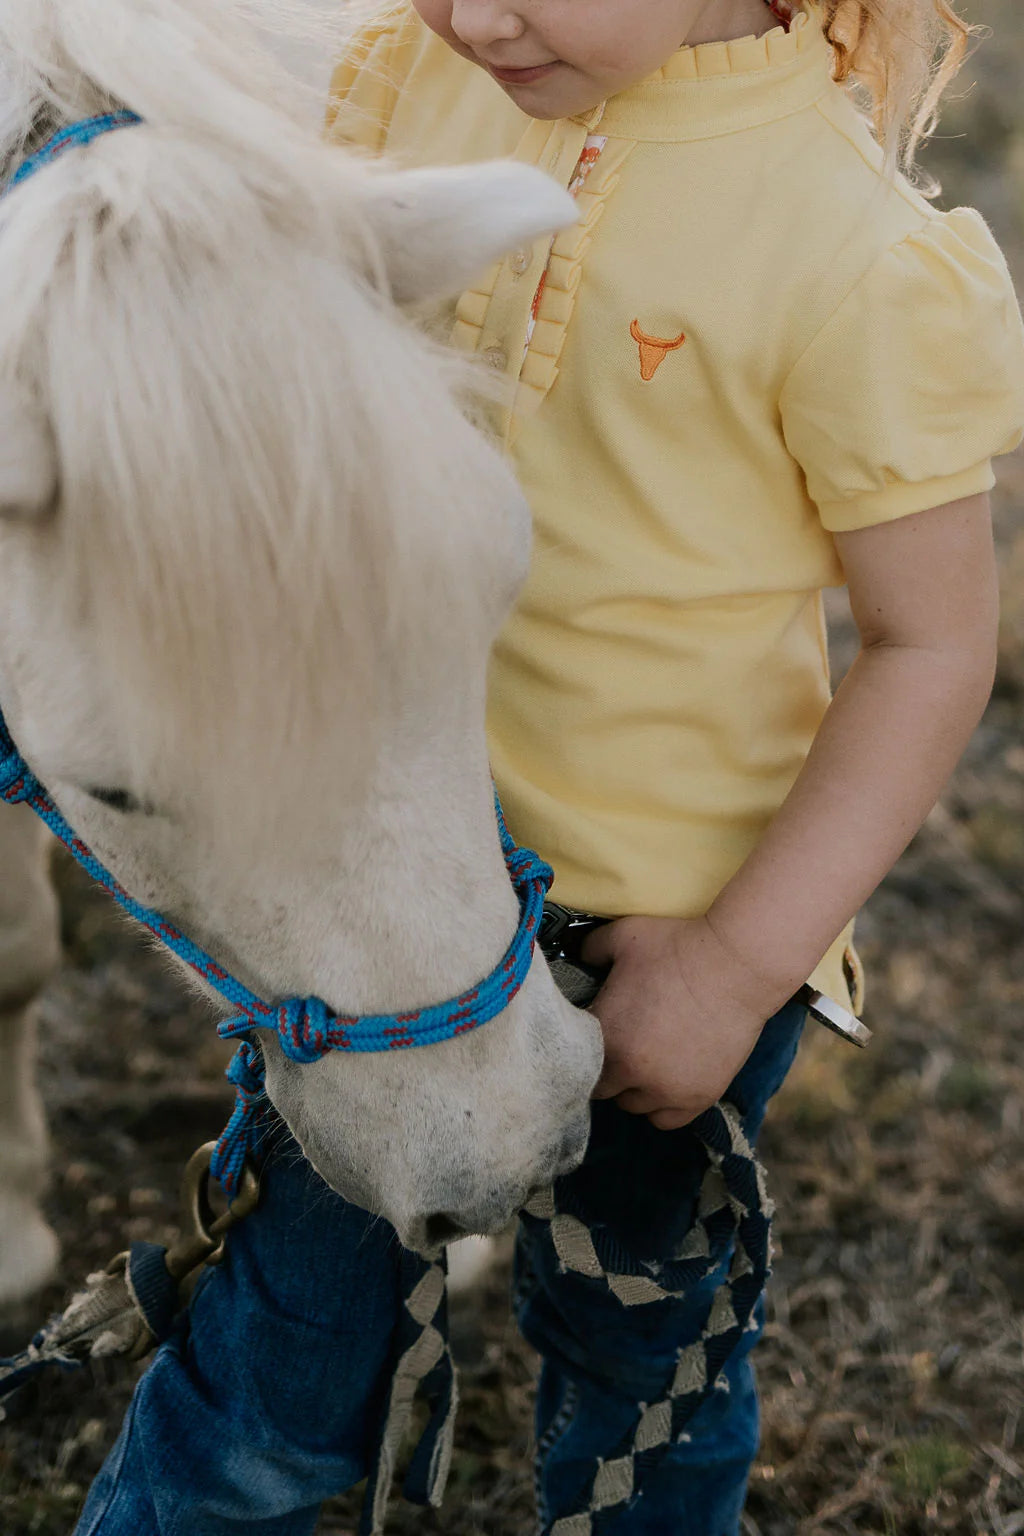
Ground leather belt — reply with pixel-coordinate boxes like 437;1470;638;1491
539;901;872;1047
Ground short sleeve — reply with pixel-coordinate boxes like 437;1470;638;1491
324;3;419;154
779;207;1024;532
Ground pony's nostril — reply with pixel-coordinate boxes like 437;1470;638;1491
424;1213;466;1248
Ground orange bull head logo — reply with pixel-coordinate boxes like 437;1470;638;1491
630;319;687;381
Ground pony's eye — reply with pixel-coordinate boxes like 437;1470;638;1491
85;786;149;815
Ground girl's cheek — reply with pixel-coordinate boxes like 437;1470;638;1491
563;19;654;79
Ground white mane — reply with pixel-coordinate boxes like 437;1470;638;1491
0;0;507;842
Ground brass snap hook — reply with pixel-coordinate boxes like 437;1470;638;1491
163;1143;261;1286
98;1146;261;1365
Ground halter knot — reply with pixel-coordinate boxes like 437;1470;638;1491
217;996;340;1065
278;995;334;1064
505;843;553;892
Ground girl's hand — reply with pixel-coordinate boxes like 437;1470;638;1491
580;915;782;1130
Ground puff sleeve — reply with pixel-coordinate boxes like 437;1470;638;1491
779;207;1024;532
324;3;418;154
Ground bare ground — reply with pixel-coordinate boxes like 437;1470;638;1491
3;5;1024;1531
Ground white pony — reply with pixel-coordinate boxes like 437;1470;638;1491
0;0;602;1277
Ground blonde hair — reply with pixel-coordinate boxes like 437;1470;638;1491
819;0;974;171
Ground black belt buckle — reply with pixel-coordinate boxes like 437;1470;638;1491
539;902;610;975
538;902;572;958
539;908;872;1047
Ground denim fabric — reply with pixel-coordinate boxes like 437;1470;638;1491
74;1003;805;1536
517;1000;805;1534
74;1137;424;1536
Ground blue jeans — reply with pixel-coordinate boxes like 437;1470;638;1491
74;1002;805;1536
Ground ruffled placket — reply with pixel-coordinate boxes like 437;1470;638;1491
449;7;820;446
451;109;637;447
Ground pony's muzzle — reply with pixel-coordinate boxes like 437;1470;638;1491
419;1112;592;1252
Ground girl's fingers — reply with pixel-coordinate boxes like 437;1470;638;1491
591;1050;642;1099
591;1064;631;1100
579;922;619;968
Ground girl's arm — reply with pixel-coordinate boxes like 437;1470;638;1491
585;491;999;1128
710;490;998;1004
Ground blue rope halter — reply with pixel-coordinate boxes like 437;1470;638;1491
6;112;143;192
0;111;554;1197
0;707;552;1196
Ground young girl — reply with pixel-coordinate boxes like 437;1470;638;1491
75;2;1024;1534
320;0;1024;1525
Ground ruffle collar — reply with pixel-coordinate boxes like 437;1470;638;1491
586;7;833;143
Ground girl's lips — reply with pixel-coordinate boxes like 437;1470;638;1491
487;61;560;86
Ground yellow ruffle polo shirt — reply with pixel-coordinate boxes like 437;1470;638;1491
327;5;1024;1011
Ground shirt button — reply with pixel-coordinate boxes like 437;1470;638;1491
483;345;508;371
508;247;531;275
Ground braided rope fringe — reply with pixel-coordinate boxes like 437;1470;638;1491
521;1103;773;1536
361;1256;459;1536
355;1100;771;1536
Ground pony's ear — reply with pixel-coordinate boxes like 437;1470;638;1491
0;385;58;519
364;161;578;306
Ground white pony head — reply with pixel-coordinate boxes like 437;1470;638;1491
0;0;602;1252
